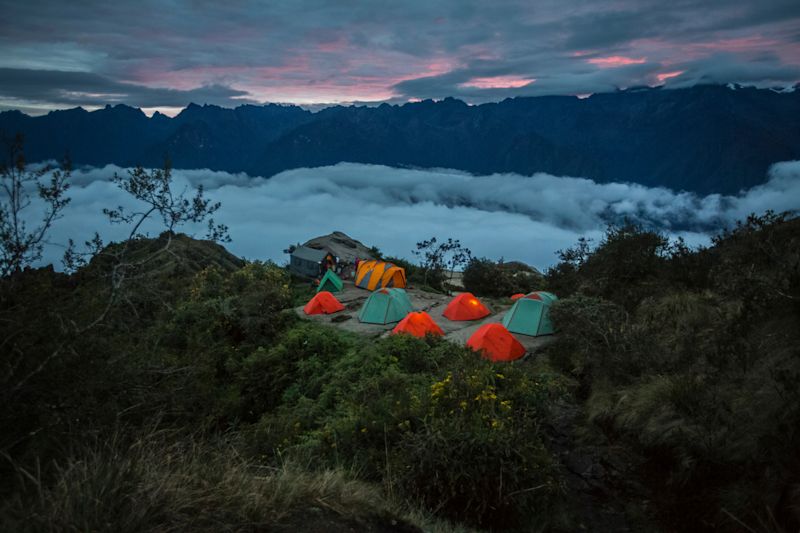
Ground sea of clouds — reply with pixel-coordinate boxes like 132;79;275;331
25;161;800;271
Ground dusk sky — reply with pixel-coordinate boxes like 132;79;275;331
1;0;799;115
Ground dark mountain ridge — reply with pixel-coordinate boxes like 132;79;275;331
2;84;799;194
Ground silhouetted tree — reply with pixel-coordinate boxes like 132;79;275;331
0;134;71;277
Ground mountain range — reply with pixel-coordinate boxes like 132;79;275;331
2;84;799;195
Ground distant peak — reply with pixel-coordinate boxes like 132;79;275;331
48;107;88;115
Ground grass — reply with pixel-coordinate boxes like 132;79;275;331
1;428;470;533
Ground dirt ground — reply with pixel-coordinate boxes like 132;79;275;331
295;281;555;355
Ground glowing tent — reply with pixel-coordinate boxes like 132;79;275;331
443;292;491;321
355;260;407;290
317;270;343;293
358;288;413;324
510;293;525;300
466;323;526;362
391;311;445;338
303;291;345;315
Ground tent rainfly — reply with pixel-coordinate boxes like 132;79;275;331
467;323;526;362
391;311;444;338
525;291;558;303
303;291;345;315
317;270;344;293
355;260;406;290
443;292;491;321
358;288;413;324
502;292;557;336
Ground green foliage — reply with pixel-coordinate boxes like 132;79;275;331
247;331;568;528
0;255;292;470
546;223;672;310
412;237;472;291
462;257;542;297
545;214;800;531
394;363;565;529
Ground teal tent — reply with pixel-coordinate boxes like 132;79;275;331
502;296;555;336
358;288;413;324
526;291;558;304
317;270;343;293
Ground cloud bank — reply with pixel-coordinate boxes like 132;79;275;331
29;161;800;271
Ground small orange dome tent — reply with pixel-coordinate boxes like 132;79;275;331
391;311;445;338
466;323;525;362
303;291;345;315
443;292;490;321
510;293;525;300
355;260;407;290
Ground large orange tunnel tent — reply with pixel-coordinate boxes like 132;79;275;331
303;291;345;315
355;260;407;290
466;323;526;362
391;311;445;338
443;292;491;321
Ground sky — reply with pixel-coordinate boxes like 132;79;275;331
1;0;799;115
28;160;800;271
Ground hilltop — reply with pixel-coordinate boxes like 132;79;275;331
1;212;799;531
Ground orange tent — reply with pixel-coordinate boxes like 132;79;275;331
355;260;407;290
510;293;525;300
391;311;445;338
303;291;345;315
443;292;490;321
466;323;526;362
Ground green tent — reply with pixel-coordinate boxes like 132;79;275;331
502;297;555;336
358;288;413;324
317;270;343;293
527;291;558;304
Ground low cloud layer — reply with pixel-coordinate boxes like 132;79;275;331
29;161;800;271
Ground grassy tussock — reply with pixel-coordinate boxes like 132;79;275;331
2;431;466;533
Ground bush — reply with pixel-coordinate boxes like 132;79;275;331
545;224;672;310
393;360;565;529
545;220;800;531
246;330;568;529
462;257;542;297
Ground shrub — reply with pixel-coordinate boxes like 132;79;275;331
393;359;566;529
546;295;637;389
246;331;568;529
462;257;542;297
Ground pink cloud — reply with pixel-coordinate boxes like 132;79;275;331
317;36;349;53
587;56;647;68
656;70;684;83
460;75;535;89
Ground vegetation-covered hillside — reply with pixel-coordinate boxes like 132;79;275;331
1;210;798;531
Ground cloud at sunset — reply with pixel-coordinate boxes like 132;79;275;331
0;0;798;111
586;56;647;68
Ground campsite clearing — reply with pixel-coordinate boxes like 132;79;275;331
294;281;554;354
